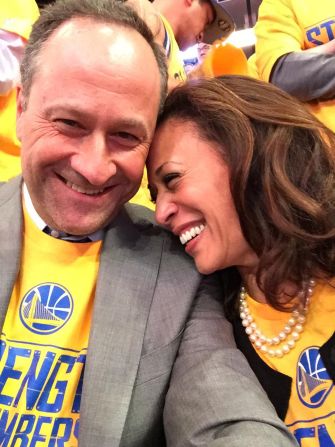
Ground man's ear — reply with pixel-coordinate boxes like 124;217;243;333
16;87;25;142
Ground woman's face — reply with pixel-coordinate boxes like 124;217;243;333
147;118;258;274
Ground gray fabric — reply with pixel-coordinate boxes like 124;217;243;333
0;176;298;446
271;51;335;102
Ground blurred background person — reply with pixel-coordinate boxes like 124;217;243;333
0;0;39;181
250;0;335;132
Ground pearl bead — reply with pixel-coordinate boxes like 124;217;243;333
279;331;287;340
242;319;249;327
292;331;299;340
239;280;313;358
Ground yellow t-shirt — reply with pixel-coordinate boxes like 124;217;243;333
0;206;101;445
0;0;39;181
252;0;335;132
246;281;335;445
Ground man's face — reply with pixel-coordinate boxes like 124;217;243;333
17;18;161;235
177;0;215;50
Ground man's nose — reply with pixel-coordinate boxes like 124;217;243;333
71;134;117;186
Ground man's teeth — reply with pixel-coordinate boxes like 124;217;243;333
66;181;104;195
179;224;205;245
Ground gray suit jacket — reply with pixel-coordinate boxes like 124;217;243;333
0;177;297;447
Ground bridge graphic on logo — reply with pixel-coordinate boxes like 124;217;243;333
20;283;73;334
297;347;333;408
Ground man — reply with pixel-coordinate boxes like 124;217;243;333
251;0;335;132
0;0;297;445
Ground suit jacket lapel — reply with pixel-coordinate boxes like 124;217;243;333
79;206;164;446
0;177;23;329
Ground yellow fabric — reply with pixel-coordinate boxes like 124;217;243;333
0;0;39;181
0;205;101;445
129;167;154;210
247;281;335;445
159;14;186;84
253;0;335;132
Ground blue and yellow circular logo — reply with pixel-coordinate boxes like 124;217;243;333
20;283;73;335
297;346;333;408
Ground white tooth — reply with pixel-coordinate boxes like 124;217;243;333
199;224;205;231
195;226;201;235
186;231;191;241
67;180;104;195
180;235;185;245
190;228;196;237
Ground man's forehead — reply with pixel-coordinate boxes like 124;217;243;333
46;17;143;50
37;17;160;78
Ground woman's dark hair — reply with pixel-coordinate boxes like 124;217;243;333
158;75;335;313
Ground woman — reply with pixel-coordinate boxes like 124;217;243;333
147;75;335;445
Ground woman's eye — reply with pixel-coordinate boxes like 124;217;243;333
163;172;179;186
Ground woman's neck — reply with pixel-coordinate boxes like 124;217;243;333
238;268;267;303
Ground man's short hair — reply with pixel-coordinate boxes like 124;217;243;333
21;0;168;109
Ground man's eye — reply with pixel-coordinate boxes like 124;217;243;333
56;118;81;128
111;132;140;147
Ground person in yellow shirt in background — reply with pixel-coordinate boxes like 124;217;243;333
0;0;39;181
250;0;335;133
129;0;234;209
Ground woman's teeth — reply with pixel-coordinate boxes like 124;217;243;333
179;224;205;245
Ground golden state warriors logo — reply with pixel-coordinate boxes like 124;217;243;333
20;283;73;334
297;347;333;408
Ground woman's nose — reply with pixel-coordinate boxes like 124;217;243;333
155;198;178;228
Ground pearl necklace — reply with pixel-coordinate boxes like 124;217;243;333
239;279;315;358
